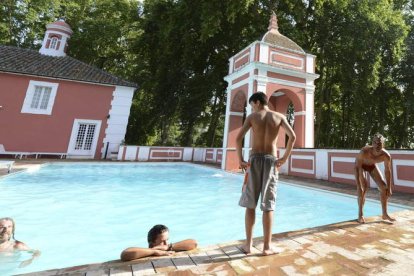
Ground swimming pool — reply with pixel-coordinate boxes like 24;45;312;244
0;162;408;275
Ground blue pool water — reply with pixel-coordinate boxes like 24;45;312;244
0;162;408;275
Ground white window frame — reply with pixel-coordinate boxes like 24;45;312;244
67;119;102;157
50;37;58;49
21;80;59;115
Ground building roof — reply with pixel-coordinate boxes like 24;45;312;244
0;45;138;88
49;20;72;29
262;32;305;53
47;20;73;35
262;12;305;54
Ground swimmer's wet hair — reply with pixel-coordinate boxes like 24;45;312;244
147;224;169;248
0;217;15;241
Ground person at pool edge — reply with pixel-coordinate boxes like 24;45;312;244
120;225;197;261
355;133;395;224
236;92;296;256
0;217;41;267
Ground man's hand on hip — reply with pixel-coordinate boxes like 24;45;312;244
276;157;287;168
239;160;249;170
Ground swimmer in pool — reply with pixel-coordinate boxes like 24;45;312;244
354;134;395;223
0;217;41;267
120;224;197;261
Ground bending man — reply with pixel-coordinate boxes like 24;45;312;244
355;133;395;223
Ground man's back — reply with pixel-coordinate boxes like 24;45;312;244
249;110;283;156
236;92;296;169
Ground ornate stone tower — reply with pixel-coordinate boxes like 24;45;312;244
39;20;73;57
222;12;319;171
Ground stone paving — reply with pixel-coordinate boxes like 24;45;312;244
2;161;413;276
19;210;414;276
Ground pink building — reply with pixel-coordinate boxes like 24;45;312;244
0;21;137;159
222;12;319;171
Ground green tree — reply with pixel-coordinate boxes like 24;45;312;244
126;0;281;146
0;0;61;47
3;0;412;149
311;0;408;148
392;0;414;148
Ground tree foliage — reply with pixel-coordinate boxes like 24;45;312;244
311;0;409;148
1;0;413;148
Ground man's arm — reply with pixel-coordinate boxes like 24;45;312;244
15;241;41;268
384;152;393;196
236;116;252;170
120;239;197;262
120;247;172;261
276;116;296;167
170;239;197;251
354;155;365;192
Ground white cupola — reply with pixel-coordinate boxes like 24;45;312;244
39;20;73;57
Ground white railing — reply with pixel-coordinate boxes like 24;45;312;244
117;145;222;165
117;145;414;194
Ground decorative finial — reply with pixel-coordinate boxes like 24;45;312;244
268;11;279;32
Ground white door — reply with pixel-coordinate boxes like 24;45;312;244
68;119;102;157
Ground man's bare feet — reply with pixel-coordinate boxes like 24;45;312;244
357;216;365;223
382;214;396;222
239;244;252;254
262;247;279;256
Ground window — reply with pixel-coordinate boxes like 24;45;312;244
67;119;102;157
50;37;58;49
30;86;52;110
75;124;96;150
21;81;58;115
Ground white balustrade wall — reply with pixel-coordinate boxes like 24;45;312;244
117;146;414;194
117;146;222;165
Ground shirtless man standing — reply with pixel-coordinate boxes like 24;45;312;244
236;92;296;255
355;133;395;223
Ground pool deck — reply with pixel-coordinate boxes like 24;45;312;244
2;161;414;276
18;210;414;276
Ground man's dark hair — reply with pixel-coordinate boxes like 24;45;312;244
249;92;268;105
147;224;169;247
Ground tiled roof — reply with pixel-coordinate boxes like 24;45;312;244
0;45;138;88
262;32;305;53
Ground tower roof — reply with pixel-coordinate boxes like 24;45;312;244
261;11;304;53
46;20;73;35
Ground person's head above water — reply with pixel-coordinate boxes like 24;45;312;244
147;225;169;248
0;217;41;265
0;217;15;243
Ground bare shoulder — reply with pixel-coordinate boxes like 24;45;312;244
14;241;30;251
359;146;371;154
246;112;258;121
269;110;285;118
268;110;286;124
356;146;369;159
381;149;392;160
243;113;255;124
